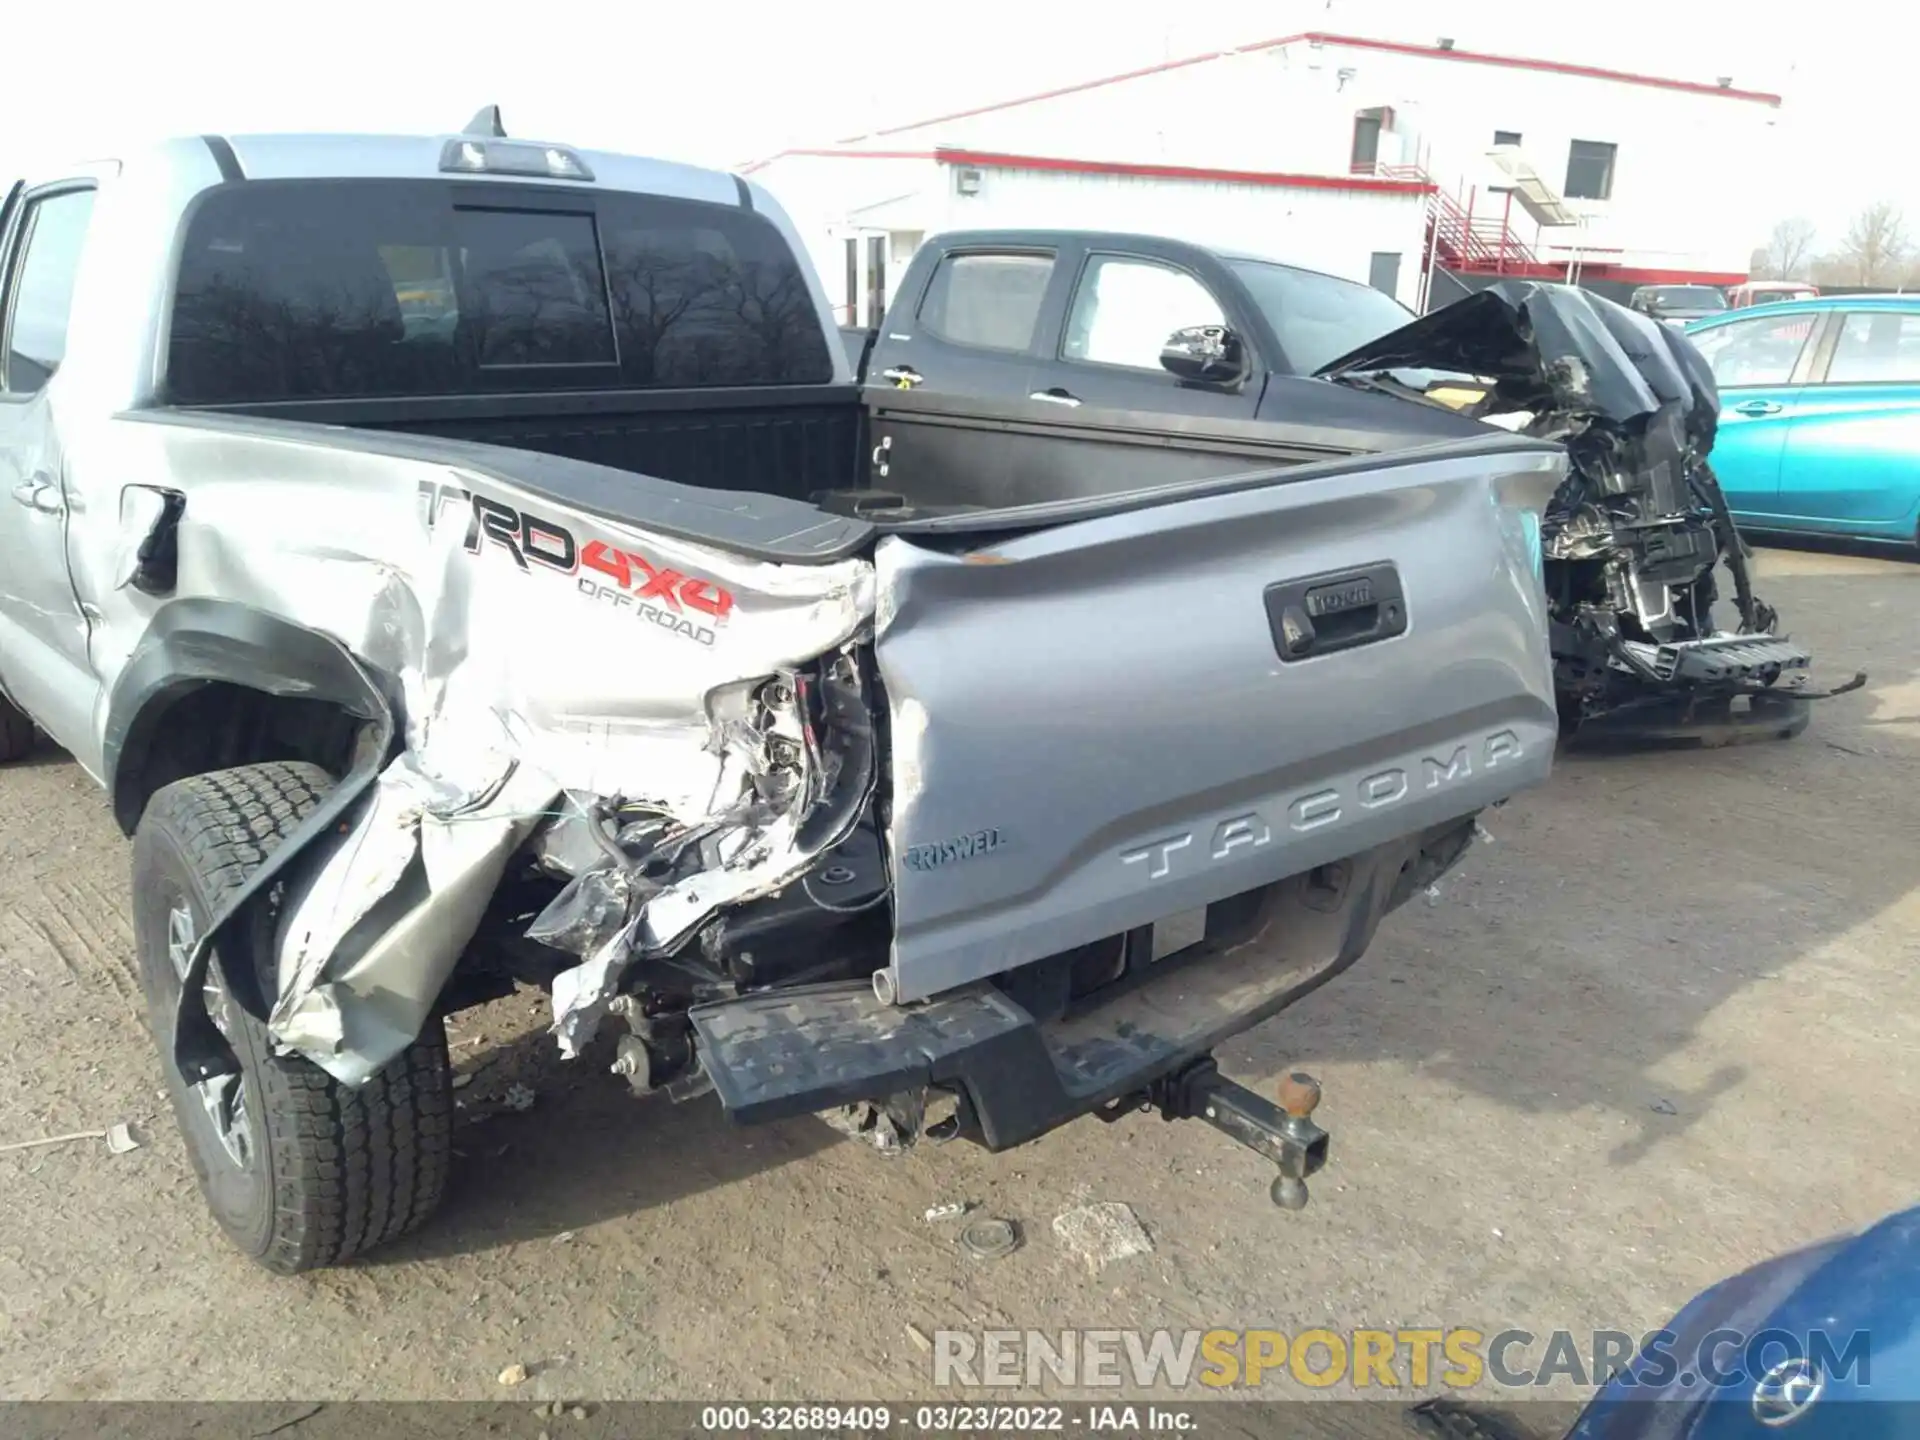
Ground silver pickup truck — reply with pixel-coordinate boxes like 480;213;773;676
0;115;1559;1272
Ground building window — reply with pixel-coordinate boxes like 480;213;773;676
1350;115;1381;170
866;235;887;331
1564;140;1617;200
1349;107;1391;171
1493;130;1522;146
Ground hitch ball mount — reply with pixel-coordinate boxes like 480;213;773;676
1120;1057;1330;1209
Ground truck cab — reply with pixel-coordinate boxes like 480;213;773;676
0;123;1563;1274
856;229;1481;508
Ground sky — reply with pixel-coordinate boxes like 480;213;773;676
5;1;1915;252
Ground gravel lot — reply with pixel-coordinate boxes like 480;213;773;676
1;544;1914;1417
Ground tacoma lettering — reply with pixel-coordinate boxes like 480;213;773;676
1119;730;1524;878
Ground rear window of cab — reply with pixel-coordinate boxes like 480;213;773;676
165;179;833;404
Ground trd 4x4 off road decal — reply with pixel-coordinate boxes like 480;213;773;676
418;481;735;646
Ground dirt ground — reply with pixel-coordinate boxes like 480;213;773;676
1;545;1915;1416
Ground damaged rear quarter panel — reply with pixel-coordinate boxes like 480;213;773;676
83;415;874;1081
870;445;1564;1004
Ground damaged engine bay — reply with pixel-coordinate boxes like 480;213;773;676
1320;279;1866;741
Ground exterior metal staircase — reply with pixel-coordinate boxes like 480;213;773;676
1375;163;1546;275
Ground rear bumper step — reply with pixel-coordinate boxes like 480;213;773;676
688;820;1473;1160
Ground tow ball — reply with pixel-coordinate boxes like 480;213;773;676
1145;1057;1329;1209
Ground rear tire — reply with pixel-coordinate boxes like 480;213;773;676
133;761;453;1273
0;694;34;762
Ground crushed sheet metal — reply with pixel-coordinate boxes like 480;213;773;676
1319;281;1863;732
544;654;878;1056
248;455;874;1082
549;915;646;1060
273;760;558;1083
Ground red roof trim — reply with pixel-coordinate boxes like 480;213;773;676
1600;266;1749;285
1452;262;1749;284
847;49;1246;141
1317;34;1781;105
831;30;1779;144
934;147;1434;194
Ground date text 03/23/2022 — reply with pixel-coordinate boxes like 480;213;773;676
698;1404;1197;1432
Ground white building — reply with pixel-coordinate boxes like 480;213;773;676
745;31;1783;325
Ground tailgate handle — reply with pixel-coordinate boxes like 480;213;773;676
1264;563;1407;663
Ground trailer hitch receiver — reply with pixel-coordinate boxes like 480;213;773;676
1150;1057;1329;1209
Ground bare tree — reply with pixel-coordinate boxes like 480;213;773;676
1838;202;1910;286
1755;218;1817;280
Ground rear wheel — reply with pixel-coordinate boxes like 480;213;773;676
0;694;34;762
133;761;453;1273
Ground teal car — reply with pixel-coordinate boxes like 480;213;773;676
1686;296;1920;549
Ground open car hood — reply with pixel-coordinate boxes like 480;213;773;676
1314;279;1721;444
1318;280;1864;739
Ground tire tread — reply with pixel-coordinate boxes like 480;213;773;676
143;761;452;1272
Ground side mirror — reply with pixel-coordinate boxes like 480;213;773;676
1160;325;1248;385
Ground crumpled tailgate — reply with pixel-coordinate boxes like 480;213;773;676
871;440;1565;1004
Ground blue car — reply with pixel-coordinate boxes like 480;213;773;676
1563;1202;1920;1437
1686;297;1920;549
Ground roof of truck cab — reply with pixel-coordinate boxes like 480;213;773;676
925;228;1359;285
930;228;1225;252
20;132;754;210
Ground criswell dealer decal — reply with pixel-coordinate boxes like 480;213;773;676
903;827;1005;873
420;482;734;646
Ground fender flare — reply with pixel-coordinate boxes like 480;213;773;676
105;598;400;832
104;600;401;1085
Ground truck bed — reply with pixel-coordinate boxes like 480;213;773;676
130;403;874;565
131;403;1571;1013
183;383;866;510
